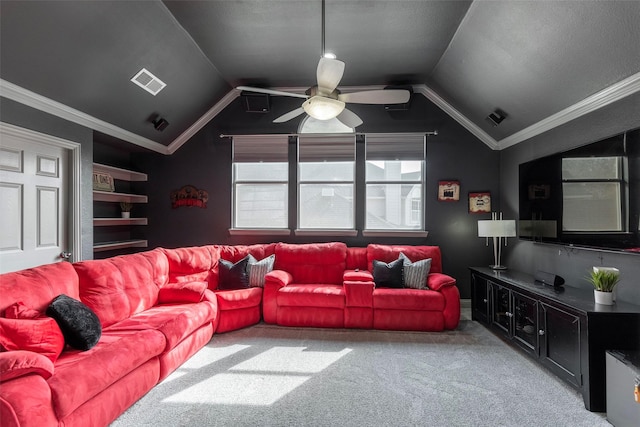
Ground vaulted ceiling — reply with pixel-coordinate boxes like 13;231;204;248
1;1;639;154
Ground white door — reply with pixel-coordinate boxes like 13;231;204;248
0;123;79;273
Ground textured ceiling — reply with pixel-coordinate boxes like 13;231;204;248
1;1;638;151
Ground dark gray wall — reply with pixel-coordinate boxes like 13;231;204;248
0;97;94;261
502;92;640;305
138;95;501;298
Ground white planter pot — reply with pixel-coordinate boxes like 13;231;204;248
594;290;614;305
121;212;130;219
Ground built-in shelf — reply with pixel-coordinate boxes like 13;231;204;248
93;240;148;252
93;163;147;181
93;191;147;203
93;218;148;226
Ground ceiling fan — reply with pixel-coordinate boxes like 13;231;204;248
236;0;410;128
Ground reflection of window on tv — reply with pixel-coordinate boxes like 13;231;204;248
561;156;623;232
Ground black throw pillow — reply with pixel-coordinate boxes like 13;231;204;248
46;294;102;350
218;254;255;290
372;258;404;288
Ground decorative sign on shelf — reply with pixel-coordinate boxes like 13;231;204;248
438;180;460;201
92;172;115;192
170;185;209;209
469;191;491;213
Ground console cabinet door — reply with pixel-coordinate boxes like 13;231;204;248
471;274;490;323
512;292;538;355
539;302;582;388
490;282;511;335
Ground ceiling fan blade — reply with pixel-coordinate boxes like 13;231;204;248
336;108;363;128
338;89;411;105
273;107;306;123
316;57;345;95
237;86;308;99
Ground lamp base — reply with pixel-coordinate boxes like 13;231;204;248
490;265;508;270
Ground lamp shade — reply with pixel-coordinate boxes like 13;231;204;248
478;219;516;238
302;96;345;120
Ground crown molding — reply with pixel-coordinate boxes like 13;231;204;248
412;85;499;150
0;79;169;154
166;89;239;154
497;71;640;150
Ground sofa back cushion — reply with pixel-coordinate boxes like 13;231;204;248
275;242;347;285
210;244;276;290
163;246;214;284
367;244;442;274
346;247;368;270
73;249;169;327
0;262;79;314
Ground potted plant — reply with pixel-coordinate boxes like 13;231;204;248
587;267;620;305
119;202;133;219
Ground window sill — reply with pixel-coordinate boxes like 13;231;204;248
294;229;358;237
228;228;292;236
362;230;429;238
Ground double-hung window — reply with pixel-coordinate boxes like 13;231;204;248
561;156;625;232
297;135;356;231
232;135;289;230
365;134;425;232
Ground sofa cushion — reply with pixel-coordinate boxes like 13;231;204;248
0;261;79;315
248;254;275;287
275;242;347;285
218;255;252;290
0;350;55;382
215;287;263;311
46;295;101;351
162;246;213;284
158;281;207;304
373;288;445;311
48;329;165;419
367;244;442;274
372;258;404;288
277;284;345;309
0;303;64;362
106;301;216;351
399;253;431;290
74;249;169;327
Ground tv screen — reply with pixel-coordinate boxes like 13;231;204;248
518;128;639;254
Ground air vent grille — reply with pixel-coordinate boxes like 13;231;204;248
131;68;166;96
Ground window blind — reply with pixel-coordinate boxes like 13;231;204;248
232;135;289;163
298;135;356;162
365;133;425;160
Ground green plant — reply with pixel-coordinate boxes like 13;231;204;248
587;269;620;292
119;202;133;212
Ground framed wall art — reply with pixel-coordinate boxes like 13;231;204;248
438;180;460;201
469;191;491;213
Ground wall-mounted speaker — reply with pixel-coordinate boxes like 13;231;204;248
384;85;413;111
534;270;565;287
241;92;270;113
152;117;169;132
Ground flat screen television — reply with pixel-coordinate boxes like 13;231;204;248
518;128;639;254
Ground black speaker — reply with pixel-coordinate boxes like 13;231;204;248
152;118;169;132
534;270;565;287
241;93;270;113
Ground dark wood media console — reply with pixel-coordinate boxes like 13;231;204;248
469;267;640;412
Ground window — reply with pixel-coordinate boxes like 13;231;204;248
298;135;356;231
232;135;288;229
365;134;425;231
561;156;624;232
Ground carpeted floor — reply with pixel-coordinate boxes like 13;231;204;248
111;312;610;427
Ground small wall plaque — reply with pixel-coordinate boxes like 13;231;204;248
171;185;209;209
438;180;460;201
469;191;491;213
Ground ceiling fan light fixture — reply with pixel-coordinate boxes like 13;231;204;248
302;96;345;120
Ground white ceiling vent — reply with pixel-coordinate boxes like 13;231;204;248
130;68;166;96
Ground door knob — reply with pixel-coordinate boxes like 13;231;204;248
538;329;545;336
60;251;72;261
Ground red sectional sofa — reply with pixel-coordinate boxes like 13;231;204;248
0;242;459;427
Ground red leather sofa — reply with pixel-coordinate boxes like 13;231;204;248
0;242;459;427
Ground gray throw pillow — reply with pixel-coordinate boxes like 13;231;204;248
399;252;431;290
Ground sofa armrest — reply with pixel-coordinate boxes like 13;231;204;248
262;270;293;324
0;351;54;382
343;269;373;282
427;273;457;291
440;284;461;330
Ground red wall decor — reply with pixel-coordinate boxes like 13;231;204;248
170;185;209;208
